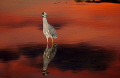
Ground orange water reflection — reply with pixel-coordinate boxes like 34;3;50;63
0;2;120;47
0;43;119;78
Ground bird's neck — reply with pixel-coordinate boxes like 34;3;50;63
43;18;48;28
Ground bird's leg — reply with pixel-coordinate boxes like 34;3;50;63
47;38;48;47
47;43;48;47
52;38;53;46
47;38;48;43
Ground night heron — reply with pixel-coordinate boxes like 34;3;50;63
42;12;57;46
43;43;57;76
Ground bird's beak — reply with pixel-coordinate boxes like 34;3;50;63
46;15;49;18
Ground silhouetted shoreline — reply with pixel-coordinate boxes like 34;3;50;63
74;0;120;3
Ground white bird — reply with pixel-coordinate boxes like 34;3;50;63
42;12;57;46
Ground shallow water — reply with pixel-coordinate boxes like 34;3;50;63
0;0;120;78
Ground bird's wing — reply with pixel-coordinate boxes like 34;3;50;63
48;24;57;38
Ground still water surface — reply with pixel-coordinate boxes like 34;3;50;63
0;0;120;78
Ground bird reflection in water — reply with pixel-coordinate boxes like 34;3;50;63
42;43;58;76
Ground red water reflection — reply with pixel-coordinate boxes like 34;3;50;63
0;0;120;78
0;2;120;47
0;59;120;78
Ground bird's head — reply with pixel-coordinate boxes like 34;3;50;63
42;12;49;18
42;70;49;76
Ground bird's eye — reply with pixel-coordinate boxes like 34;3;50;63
42;12;44;15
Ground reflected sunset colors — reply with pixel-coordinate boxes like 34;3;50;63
0;0;120;78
